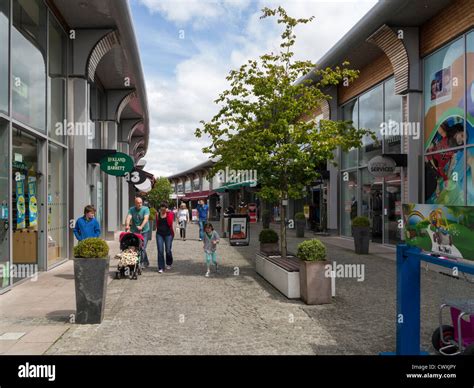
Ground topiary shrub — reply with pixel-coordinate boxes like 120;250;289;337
295;212;306;221
351;216;370;228
74;238;109;258
149;207;157;221
297;239;327;261
259;228;279;244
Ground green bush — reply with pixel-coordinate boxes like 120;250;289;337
259;228;279;244
74;238;109;258
352;216;370;227
149;207;157;221
295;212;306;220
297;239;327;261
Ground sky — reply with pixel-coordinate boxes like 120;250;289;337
129;0;378;178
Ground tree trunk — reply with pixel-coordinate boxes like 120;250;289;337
280;199;287;259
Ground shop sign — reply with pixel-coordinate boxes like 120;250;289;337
124;168;147;185
99;152;134;176
303;205;310;219
27;177;37;227
367;155;396;177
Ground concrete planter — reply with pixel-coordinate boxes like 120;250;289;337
352;226;370;254
259;242;279;255
296;220;305;237
299;260;331;305
255;253;300;299
73;257;110;324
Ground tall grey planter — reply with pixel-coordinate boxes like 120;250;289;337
352;226;370;254
299;260;331;305
73;257;110;324
296;220;305;237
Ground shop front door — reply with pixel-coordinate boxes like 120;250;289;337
12;129;41;283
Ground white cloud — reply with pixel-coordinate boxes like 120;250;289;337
140;0;377;177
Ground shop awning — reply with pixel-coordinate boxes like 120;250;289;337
214;180;257;193
182;190;216;200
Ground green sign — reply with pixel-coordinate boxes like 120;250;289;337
99;152;134;176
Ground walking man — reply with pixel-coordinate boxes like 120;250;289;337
196;199;209;241
125;197;150;268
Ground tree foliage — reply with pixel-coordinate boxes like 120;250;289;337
196;7;374;256
147;177;173;209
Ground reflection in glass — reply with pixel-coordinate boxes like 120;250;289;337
48;143;67;267
384;171;402;244
466;32;474;145
341;100;358;169
384;78;402;153
12;0;47;132
0;1;8;113
48;14;67;143
341;170;357;237
359;84;383;166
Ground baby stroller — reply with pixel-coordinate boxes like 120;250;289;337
431;299;474;355
115;232;144;280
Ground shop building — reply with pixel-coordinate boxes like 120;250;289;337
0;0;149;292
295;0;474;245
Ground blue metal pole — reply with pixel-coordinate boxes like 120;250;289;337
396;244;422;355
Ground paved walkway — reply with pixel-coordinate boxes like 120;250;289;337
1;222;473;355
45;223;473;355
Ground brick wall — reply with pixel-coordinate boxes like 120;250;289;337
338;53;393;105
420;0;474;57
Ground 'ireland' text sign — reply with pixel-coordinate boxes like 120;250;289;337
100;152;134;176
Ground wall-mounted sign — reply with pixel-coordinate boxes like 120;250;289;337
367;155;397;177
124;168;147;185
99;152;134;176
27;177;37;227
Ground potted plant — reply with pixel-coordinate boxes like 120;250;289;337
352;216;370;254
297;239;331;305
262;209;271;229
73;238;110;324
295;212;306;237
259;228;279;254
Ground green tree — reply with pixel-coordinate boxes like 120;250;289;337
196;7;374;258
147;177;172;209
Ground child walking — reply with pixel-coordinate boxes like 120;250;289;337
203;223;220;277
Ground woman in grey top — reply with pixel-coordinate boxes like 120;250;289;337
177;203;190;240
203;223;220;277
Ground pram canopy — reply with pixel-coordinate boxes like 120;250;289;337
119;232;144;251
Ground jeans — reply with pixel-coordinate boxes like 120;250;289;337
141;231;151;266
198;220;207;240
156;233;173;270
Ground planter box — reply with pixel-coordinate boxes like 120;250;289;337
255;253;300;299
259;242;279;255
352;226;370;254
300;260;331;305
73;257;110;324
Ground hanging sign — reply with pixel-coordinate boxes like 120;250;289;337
367;155;397;177
16;178;26;229
124;168;147;185
28;176;37;227
99;152;134;176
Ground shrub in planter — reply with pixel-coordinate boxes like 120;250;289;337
297;239;331;305
73;238;110;324
262;209;271;229
259;228;279;254
351;216;370;254
295;212;306;237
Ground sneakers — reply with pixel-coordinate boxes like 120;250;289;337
158;269;163;273
166;265;172;270
205;270;210;277
199;238;202;241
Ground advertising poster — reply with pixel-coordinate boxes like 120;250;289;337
27;176;37;227
403;203;474;261
230;217;247;240
16;178;26;229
